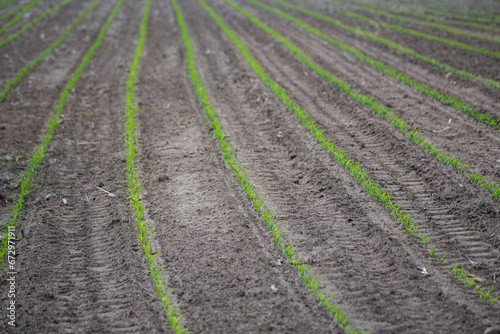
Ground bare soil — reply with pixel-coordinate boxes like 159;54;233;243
1;0;499;332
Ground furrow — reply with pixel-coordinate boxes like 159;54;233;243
206;0;500;308
272;0;500;89
230;0;500;197
4;0;165;332
0;0;76;48
192;0;500;331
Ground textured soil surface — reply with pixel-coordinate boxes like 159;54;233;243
0;0;499;333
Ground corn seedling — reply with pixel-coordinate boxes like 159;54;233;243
177;0;363;332
0;0;122;271
428;246;436;257
240;0;500;200
218;0;499;307
0;0;76;48
247;0;500;130
0;0;102;102
429;254;446;266
271;0;500;91
122;0;188;332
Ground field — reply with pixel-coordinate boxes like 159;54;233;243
0;0;500;332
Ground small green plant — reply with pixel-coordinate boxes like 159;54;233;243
430;254;447;266
428;246;436;256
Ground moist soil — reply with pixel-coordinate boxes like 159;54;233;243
0;0;499;333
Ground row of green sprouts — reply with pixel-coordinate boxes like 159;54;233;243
217;0;500;310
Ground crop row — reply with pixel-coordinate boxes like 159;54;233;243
332;0;500;44
249;0;500;130
0;0;29;21
275;0;500;92
0;0;101;101
345;0;500;33
0;0;46;36
176;0;362;332
242;0;500;200
413;1;500;23
216;0;499;307
0;0;75;48
302;0;500;60
0;0;122;269
122;0;187;332
0;0;16;11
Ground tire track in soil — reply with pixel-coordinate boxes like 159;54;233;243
135;1;339;333
238;0;500;181
0;0;116;155
253;0;500;122
209;0;500;301
297;0;500;82
0;0;116;235
185;0;499;332
0;0;165;332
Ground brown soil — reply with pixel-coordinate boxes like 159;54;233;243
1;0;499;332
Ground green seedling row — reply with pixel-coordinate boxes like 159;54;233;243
247;0;499;130
382;0;500;23
0;0;123;269
178;0;362;332
332;0;500;44
449;263;500;306
243;0;500;200
0;0;102;102
219;0;498;306
0;0;47;36
124;0;188;332
344;0;500;33
274;0;500;90
0;0;75;48
312;2;500;59
420;3;500;23
0;0;16;11
0;1;24;21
